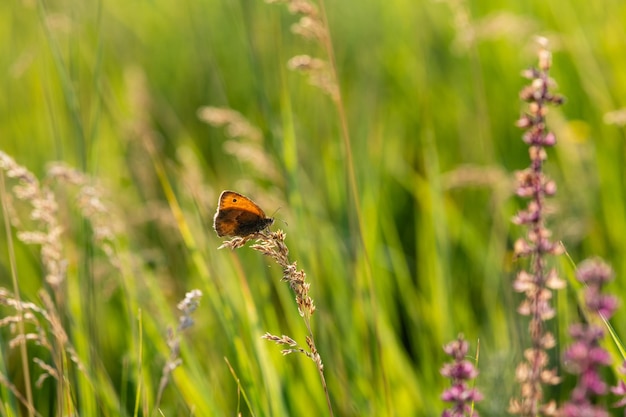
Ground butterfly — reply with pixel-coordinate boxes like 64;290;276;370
213;190;274;237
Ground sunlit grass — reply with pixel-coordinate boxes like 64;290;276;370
1;0;626;416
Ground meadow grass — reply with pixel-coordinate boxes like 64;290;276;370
1;0;626;416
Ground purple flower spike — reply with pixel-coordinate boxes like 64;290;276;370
509;38;564;416
559;259;620;416
440;335;482;417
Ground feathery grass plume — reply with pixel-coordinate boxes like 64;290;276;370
0;152;118;415
2;154;123;297
265;0;338;100
557;259;617;416
219;230;334;416
0;152;129;416
0;288;87;414
155;289;203;410
438;0;539;55
440;335;483;417
0;155;35;416
0;151;65;293
197;106;282;186
508;38;566;417
287;55;338;101
46;162;120;267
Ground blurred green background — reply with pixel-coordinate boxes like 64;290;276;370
1;0;626;415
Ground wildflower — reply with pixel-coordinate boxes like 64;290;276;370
558;259;617;416
441;335;483;417
509;38;565;416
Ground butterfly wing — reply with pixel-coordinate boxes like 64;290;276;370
214;207;274;237
234;210;273;236
213;208;239;237
213;191;274;237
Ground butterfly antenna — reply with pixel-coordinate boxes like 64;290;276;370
270;207;288;227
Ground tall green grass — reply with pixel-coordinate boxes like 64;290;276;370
1;0;626;415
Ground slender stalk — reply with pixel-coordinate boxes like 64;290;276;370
316;1;391;413
0;172;35;416
223;231;334;416
509;38;565;417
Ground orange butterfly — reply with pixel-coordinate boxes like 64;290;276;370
213;190;274;237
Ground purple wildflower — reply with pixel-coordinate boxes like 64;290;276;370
441;335;482;417
558;259;618;416
509;38;565;417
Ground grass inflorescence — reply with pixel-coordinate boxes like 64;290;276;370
219;229;333;416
